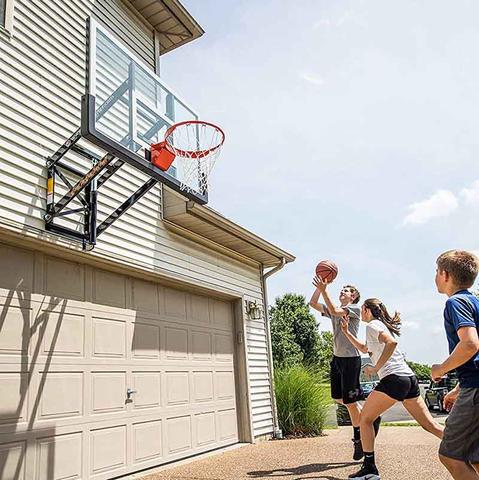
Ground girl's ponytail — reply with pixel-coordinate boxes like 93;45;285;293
364;298;401;336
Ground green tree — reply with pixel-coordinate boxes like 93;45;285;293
270;293;322;368
314;331;334;379
407;361;431;381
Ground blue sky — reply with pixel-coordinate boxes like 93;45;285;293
163;0;479;364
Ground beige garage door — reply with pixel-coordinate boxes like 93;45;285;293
0;243;238;480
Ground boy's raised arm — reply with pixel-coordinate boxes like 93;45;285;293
308;278;326;314
317;278;348;317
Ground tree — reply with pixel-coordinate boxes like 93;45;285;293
270;293;323;368
314;331;334;379
407;361;431;381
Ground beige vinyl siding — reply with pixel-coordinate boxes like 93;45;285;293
0;0;274;439
245;318;274;436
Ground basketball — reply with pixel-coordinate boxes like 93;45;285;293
315;260;338;283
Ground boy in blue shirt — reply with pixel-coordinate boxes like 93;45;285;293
432;250;479;480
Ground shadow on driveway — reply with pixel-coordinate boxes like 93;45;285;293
248;461;357;480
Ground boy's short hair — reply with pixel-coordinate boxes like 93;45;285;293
437;250;479;288
344;284;360;304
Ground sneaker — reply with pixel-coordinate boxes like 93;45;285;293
373;416;381;437
352;439;364;461
348;462;381;479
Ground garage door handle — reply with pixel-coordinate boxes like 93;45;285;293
127;388;137;398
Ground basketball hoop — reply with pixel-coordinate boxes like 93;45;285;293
149;120;225;195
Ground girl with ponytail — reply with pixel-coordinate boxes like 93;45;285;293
341;298;444;480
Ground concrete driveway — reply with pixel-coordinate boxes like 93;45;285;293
140;427;450;480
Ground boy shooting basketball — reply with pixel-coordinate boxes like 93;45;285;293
433;250;479;480
309;277;379;460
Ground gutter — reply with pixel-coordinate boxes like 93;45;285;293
261;257;287;439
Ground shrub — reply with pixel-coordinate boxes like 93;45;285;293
274;364;330;437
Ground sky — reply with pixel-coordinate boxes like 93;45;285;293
162;0;479;365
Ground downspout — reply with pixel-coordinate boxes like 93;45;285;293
261;257;287;439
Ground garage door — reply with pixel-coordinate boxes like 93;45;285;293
0;243;239;480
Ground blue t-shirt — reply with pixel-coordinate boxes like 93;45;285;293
444;290;479;388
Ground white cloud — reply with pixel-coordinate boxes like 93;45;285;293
460;179;479;206
313;10;361;29
300;73;325;86
402;190;459;226
313;19;331;28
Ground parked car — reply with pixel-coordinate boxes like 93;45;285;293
424;375;458;412
361;381;379;399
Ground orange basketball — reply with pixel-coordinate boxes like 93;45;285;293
315;260;338;283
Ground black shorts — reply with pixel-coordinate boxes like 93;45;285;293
374;374;420;401
330;355;362;404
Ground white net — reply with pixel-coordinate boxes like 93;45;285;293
164;121;224;195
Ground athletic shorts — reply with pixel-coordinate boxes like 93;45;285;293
374;374;420;401
439;387;479;463
330;355;362;404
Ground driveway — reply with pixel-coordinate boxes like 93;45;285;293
141;427;450;480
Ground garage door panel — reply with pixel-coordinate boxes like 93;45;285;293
191;330;212;360
195;412;216;447
218;409;238;441
165;371;190;406
211;299;233;331
192;371;214;403
90;425;127;476
36;432;83;480
0;243;34;292
39;311;85;358
0;440;26;480
131;372;161;409
92;316;126;359
188;294;210;326
0;306;31;357
92;270;126;309
38;372;83;421
132;419;162;464
91;372;127;414
131;321;160;359
216;371;235;401
132;279;159;314
0;372;28;425
166;415;191;455
162;287;187;322
214;334;234;362
165;327;188;360
44;257;85;301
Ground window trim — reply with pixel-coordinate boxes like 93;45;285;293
0;0;14;36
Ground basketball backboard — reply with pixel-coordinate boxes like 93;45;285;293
82;18;208;203
45;17;215;249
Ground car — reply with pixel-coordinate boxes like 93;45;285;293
361;381;378;399
424;375;458;412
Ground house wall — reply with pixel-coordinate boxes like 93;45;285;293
0;0;274;438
